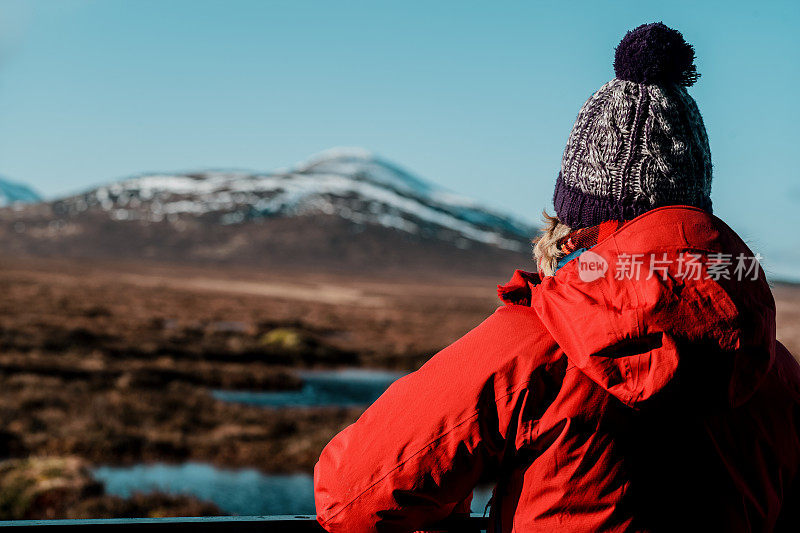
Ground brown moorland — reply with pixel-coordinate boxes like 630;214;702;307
0;256;797;517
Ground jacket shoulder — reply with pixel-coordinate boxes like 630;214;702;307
435;305;562;376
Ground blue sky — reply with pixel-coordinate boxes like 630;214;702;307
0;0;799;279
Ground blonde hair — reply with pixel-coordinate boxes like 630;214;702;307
532;212;572;277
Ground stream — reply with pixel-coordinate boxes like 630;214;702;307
94;368;494;516
93;462;493;516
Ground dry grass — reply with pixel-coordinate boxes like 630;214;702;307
0;256;797;478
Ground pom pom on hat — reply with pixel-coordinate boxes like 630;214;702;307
613;22;699;86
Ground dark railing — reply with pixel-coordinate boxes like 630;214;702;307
0;515;489;531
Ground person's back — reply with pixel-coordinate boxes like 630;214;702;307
313;23;800;532
489;206;800;531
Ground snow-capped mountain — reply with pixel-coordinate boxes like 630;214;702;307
0;176;41;207
0;149;534;275
56;148;532;251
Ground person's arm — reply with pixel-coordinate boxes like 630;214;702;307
313;305;560;532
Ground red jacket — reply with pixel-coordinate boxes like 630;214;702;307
314;206;800;532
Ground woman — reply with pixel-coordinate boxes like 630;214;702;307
314;23;800;532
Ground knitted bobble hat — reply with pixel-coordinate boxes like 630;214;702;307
553;22;712;229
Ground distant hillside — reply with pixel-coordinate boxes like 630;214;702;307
0;176;41;207
0;149;535;276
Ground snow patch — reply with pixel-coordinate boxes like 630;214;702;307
65;150;533;252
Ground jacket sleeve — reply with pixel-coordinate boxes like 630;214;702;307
313;305;560;532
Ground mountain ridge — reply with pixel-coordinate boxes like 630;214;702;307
0;176;42;207
0;149;535;276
